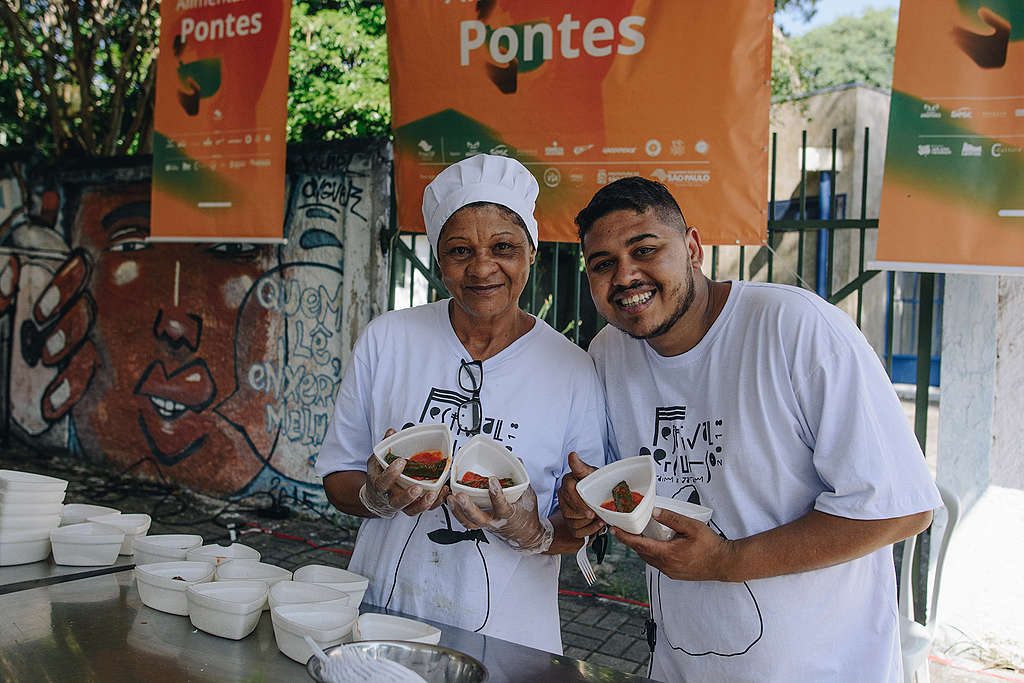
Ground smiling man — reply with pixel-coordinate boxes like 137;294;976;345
559;177;942;682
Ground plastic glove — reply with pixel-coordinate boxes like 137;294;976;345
448;478;554;554
359;444;446;519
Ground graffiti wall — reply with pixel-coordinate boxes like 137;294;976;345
0;141;391;510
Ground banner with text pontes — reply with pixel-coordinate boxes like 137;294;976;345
384;1;772;244
151;0;290;242
876;0;1024;274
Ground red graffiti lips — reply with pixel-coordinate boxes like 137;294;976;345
135;359;216;416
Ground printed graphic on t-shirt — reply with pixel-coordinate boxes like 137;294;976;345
638;406;725;486
385;386;522;633
638;406;764;658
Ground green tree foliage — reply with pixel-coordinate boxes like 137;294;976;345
288;0;390;141
773;7;899;99
0;0;160;157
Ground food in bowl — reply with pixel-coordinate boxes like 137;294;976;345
384;449;447;481
457;471;515;489
601;480;643;513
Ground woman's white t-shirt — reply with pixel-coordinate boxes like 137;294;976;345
316;300;607;653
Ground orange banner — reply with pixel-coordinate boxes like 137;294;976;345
877;0;1024;273
151;0;290;242
384;0;772;244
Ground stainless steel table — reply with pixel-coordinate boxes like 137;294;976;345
0;554;135;595
0;571;655;682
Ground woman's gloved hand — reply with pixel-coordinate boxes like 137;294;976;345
359;430;447;518
448;478;554;554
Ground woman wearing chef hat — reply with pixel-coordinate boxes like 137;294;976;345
315;153;607;653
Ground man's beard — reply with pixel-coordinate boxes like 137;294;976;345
624;267;696;341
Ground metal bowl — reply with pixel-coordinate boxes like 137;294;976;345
307;640;488;683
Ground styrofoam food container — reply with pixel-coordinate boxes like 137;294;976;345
0;499;64;517
133;534;204;565
88;513;152;554
450;434;529;510
186;543;260;566
576;456;657;535
135;561;215;615
0;488;65;505
293;565;369;606
186;580;268;640
642;496;714;541
271;602;359;664
352;613;442;645
0;512;62;532
0;527;52;566
371;423;453;492
268;581;350;611
61;503;120;526
215;560;292;610
0;470;68;494
50;522;125;566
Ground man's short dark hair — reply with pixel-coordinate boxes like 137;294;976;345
574;177;687;242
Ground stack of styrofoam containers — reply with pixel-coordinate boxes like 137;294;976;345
0;470;69;566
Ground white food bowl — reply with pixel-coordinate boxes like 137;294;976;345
186;580;268;640
268;581;350;611
50;522;125;566
292;565;369;606
135;561;216;615
61;503;121;526
0;470;69;494
0;488;65;505
215;560;292;610
0;512;62;532
0;499;64;517
371;423;453;493
88;513;152;554
576;456;657;535
450;434;529;510
642;495;714;542
271;602;359;664
0;527;53;566
133;534;204;565
352;613;442;645
186;543;261;566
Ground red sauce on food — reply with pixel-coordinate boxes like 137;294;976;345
600;491;643;511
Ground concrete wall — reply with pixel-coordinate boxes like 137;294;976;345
992;276;1024;489
0;140;391;509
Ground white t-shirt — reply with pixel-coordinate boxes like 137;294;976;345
589;280;941;682
315;299;607;653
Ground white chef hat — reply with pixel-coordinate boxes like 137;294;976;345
421;153;539;258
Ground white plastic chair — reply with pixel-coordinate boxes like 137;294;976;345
899;483;961;683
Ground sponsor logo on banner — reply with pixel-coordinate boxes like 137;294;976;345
671;139;686;156
488;144;509;156
917;144;952;156
418;139;436;160
1016;109;1024;117
608;170;640;182
573;144;594;155
961;142;982;157
597;169;607;184
569;169;585;186
982;110;1008;118
695;140;709;154
951;107;973;119
650;168;712;186
602;146;637;154
466;140;481;153
545;141;565;156
920;103;941;118
543;167;561;187
992;143;1023;157
645;139;662;157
